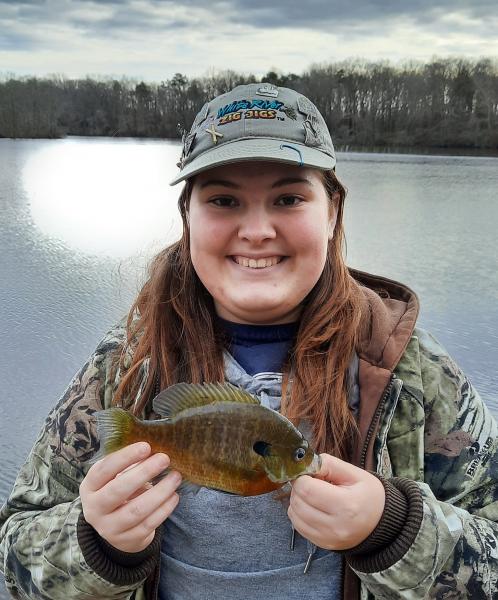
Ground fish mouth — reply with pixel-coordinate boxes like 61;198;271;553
271;454;322;484
308;453;322;474
231;255;285;269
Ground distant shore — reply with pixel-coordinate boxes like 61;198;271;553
335;145;498;158
3;135;498;159
1;58;497;150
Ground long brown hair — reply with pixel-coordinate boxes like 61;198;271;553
113;169;364;459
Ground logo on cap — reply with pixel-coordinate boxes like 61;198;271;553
256;84;279;98
205;123;224;144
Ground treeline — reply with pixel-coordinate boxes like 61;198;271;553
1;58;497;149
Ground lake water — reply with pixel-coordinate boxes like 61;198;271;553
1;137;497;596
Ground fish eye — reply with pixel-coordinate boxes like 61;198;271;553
294;447;306;461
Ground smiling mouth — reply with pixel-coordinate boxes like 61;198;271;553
231;256;284;269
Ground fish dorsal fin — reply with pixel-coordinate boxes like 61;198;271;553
152;382;259;418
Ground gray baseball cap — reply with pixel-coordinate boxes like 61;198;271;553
170;82;336;185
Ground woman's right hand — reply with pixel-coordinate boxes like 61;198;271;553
80;442;181;553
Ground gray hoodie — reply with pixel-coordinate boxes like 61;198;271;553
158;352;349;599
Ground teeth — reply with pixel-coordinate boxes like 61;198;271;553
234;256;281;269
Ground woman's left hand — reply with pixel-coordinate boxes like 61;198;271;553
288;453;386;551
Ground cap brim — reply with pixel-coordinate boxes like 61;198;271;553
169;138;336;186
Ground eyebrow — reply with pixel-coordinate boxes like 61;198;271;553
200;179;240;189
199;176;313;189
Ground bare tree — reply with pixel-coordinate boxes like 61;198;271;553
1;58;497;150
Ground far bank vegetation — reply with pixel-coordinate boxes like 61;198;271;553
0;58;497;150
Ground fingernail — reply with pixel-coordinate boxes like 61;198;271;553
171;471;182;485
137;443;150;456
156;454;170;468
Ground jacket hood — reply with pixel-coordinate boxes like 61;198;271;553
347;268;419;472
351;268;420;372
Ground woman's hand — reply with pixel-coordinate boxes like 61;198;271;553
80;442;182;553
288;453;385;551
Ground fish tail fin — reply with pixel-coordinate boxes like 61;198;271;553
91;408;139;462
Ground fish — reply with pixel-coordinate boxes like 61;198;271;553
94;382;322;496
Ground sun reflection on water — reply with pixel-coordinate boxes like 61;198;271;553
23;138;183;258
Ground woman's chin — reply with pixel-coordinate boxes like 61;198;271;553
215;298;302;325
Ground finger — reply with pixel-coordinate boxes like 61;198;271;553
118;461;146;476
112;489;180;550
292;474;344;515
314;453;363;485
126;482;153;502
115;460;155;501
134;485;180;532
287;504;323;543
85;442;151;492
97;453;170;514
113;471;182;533
290;485;334;524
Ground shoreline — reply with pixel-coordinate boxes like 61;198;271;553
335;145;498;159
2;135;498;159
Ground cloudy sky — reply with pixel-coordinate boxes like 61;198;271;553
1;0;497;81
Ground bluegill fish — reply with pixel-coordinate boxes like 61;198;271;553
95;382;321;496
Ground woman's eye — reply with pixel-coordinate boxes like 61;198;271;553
209;197;237;207
276;195;302;207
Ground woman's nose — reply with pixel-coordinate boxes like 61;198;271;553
237;208;277;243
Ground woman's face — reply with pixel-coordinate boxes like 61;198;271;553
188;161;337;325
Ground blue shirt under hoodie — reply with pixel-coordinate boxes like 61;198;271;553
159;320;343;600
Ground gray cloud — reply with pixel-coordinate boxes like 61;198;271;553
126;0;498;29
0;0;42;4
0;29;39;51
71;11;196;37
218;0;498;30
2;0;497;38
1;0;496;79
0;1;202;42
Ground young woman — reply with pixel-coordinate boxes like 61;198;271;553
1;83;497;600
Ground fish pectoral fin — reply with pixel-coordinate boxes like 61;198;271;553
152;382;259;417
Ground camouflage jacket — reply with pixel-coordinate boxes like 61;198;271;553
1;273;498;599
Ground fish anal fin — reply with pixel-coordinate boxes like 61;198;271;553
149;468;202;496
178;480;202;496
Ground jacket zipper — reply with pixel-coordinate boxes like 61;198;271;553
359;373;395;469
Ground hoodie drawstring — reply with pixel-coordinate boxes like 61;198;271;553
290;526;317;574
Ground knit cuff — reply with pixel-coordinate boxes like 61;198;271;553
77;511;161;585
344;476;424;573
